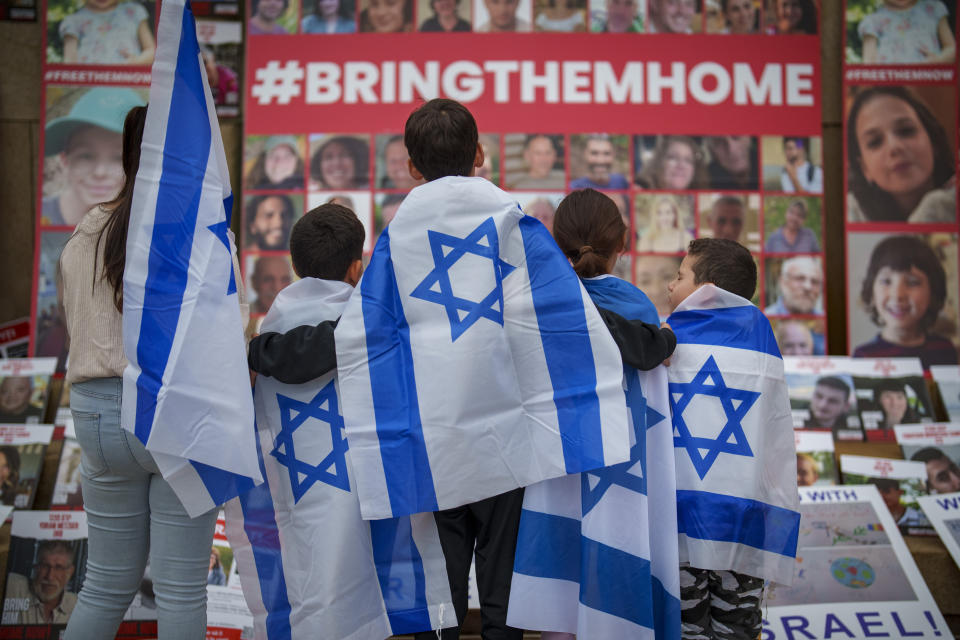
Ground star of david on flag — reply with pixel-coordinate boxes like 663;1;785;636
581;372;665;515
271;381;350;502
671;355;759;480
410;217;516;341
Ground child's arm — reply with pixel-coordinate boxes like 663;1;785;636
247;320;338;384
596;307;676;371
861;34;877;64
928;17;956;63
62;35;78;63
129;20;156;65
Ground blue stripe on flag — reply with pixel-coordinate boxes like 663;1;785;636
133;4;212;443
190;460;257;506
677;490;800;557
361;230;438;516
668;306;782;360
370;517;432;633
513;510;580;582
518;217;604;473
515;510;664;630
651;576;681;640
580;536;654;630
239;416;293;640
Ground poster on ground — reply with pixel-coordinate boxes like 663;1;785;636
895;423;960;496
762;485;949;639
840;454;933;536
917;492;960;572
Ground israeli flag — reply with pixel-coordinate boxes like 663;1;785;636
667;285;800;585
121;0;260;517
224;279;455;639
335;176;630;520
507;275;681;639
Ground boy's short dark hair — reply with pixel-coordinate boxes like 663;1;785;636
816;376;851;399
686;238;757;301
404;99;478;181
289;204;365;281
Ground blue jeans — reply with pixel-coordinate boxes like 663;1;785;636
64;378;218;640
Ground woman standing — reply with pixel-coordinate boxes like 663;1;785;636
60;106;225;639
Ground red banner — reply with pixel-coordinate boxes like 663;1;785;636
245;33;821;134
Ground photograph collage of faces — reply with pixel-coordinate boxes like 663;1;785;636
785;355;960;542
43;1;242;115
843;0;960;370
34;2;245;364
240;131;829;339
248;0;819;36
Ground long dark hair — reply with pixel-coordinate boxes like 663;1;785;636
96;105;148;312
846;87;954;222
553;188;625;279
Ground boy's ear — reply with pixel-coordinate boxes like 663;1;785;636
407;159;424;181
473;143;485;171
345;259;364;287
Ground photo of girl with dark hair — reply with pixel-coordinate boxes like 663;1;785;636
846;86;956;223
853;234;958;368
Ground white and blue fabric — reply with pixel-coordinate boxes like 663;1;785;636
335;176;630;520
507;275;681;639
121;0;260;517
224;278;455;639
667;285;799;585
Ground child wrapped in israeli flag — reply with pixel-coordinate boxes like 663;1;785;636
224;204;455;639
664;238;800;640
247;101;676;639
507;189;681;640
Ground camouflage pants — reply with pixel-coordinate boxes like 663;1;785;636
680;566;764;640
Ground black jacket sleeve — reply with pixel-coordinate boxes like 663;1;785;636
596;307;677;371
247;319;338;384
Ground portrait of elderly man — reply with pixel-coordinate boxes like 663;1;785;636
507;134;564;189
3;540;78;624
765;256;824;316
249;255;294;315
569;134;629;190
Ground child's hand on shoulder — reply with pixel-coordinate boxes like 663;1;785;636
660;322;673;367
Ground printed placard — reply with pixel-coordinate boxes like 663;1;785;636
762;485;949;639
795;431;836;486
207;513;254;637
895;423;960;496
51;410;82;509
0;358;56;424
784;356;864;441
0;423;55;510
930;365;960;422
840;454;933;536
0;318;31;359
917;492;960;571
844;357;934;442
1;511;159;639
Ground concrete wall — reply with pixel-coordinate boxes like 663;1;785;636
0;8;848;351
